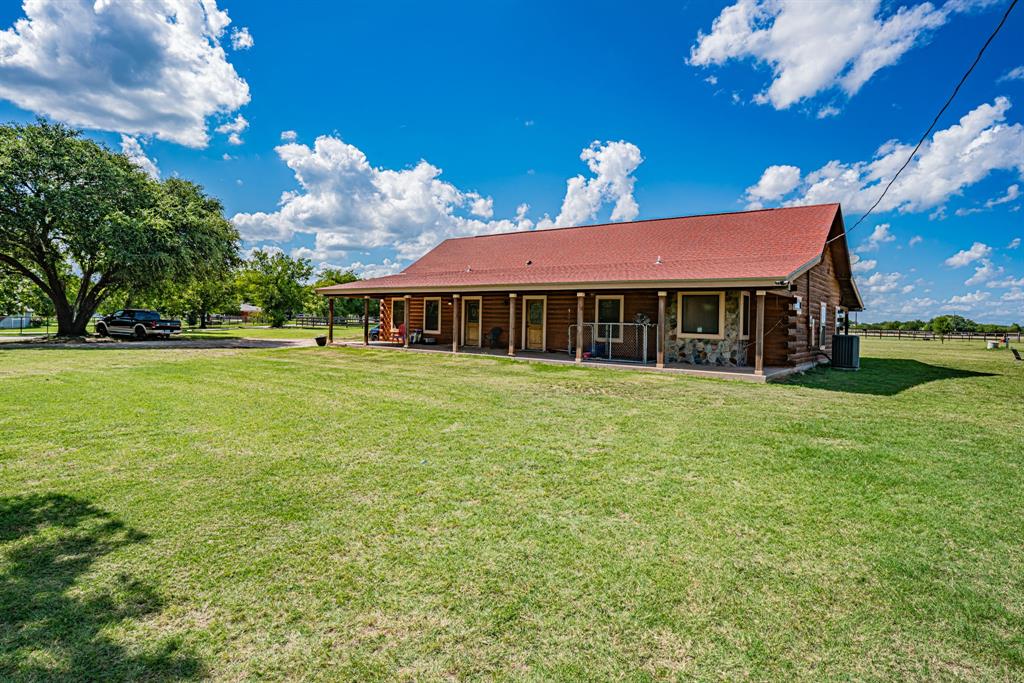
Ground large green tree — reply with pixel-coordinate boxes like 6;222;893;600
0;121;238;336
236;251;313;327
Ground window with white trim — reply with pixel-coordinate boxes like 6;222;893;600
423;297;441;334
595;295;623;341
390;298;405;331
739;292;750;340
677;292;725;339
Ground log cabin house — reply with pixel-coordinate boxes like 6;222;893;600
317;203;863;380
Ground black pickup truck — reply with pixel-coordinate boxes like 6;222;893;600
95;309;182;340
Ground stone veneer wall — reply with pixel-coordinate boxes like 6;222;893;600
665;291;747;366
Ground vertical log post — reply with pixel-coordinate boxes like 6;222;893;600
575;292;585;364
508;293;517;356
755;290;766;376
403;294;411;348
656;291;666;368
452;294;460;353
363;297;369;345
327;297;334;344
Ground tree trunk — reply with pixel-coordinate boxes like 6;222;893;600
199;308;208;328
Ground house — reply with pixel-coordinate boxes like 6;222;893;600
238;303;262;323
316;203;863;379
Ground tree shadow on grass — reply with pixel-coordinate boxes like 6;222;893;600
785;357;995;396
0;494;202;681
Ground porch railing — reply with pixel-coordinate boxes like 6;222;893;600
568;322;658;365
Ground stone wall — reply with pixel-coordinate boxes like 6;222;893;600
665;292;748;366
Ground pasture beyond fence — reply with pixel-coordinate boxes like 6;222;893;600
853;329;1021;342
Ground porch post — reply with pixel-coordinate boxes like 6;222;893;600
403;294;411;348
656;291;666;368
363;297;369;346
755;290;766;376
452;294;460;353
327;297;334;344
575;292;585;364
508;293;517;356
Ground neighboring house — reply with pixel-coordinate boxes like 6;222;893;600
239;303;262;323
317;203;863;376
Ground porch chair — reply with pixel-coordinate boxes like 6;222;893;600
488;327;503;348
394;322;406;345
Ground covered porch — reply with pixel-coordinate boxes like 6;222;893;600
323;287;790;379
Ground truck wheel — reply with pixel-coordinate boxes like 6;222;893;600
134;325;147;340
96;323;108;337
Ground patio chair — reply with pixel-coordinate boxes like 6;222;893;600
488;327;502;348
394;322;406;345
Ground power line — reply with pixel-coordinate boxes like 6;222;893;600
827;0;1018;248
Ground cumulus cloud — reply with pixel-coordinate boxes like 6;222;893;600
744;98;1024;214
855;223;895;252
985;183;1020;207
862;271;906;293
280;130;298;142
909;235;923;246
1008;237;1021;249
850;255;876;273
688;0;953;110
744;164;801;208
544;140;643;228
988;274;1024;288
0;0;250;148
999;66;1024;82
230;26;253;50
119;135;159;179
215;114;248;145
964;259;1004;286
944;241;992;267
946;290;990;307
1002;288;1024;301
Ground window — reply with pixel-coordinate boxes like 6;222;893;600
423;297;441;334
819;302;828;350
595;295;623;341
135;311;159;321
390;298;406;331
739;292;750;339
677;292;725;339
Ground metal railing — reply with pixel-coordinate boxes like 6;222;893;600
568;322;658;365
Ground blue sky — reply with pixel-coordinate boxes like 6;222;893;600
0;0;1022;322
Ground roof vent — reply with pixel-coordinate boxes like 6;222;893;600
465;266;472;272
655;255;663;265
526;260;533;266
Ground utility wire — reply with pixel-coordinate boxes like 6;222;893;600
827;0;1018;248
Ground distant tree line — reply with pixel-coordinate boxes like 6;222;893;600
0;120;376;333
853;315;1021;335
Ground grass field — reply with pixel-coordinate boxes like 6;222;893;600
1;338;1022;680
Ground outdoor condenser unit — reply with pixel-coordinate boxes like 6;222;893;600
832;334;860;370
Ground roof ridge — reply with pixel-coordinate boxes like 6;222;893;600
442;203;840;243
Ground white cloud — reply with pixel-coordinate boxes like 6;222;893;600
280;130;298;142
0;0;250;148
946;290;990;307
215;114;248;145
901;284;915;294
909;235;923;246
688;0;950;110
524;120;535;127
705;75;718;85
744;164;801;207
1001;288;1024;301
862;271;905;293
747;98;1024;214
230;26;253;50
119;135;159;179
964;259;1003;286
1008;237;1021;249
468;194;494;219
944;241;992;267
850;254;876;273
985;183;1020;208
999;66;1024;82
543;140;643;228
342;259;404;279
855;223;895;252
988;275;1024;288
817;106;840;119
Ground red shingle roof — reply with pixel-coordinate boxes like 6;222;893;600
319;203;850;295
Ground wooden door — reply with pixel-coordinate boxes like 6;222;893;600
463;298;481;346
524;297;545;350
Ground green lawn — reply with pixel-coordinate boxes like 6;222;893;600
178;324;365;341
1;339;1021;680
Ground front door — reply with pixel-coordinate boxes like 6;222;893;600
463;297;481;346
523;297;545;351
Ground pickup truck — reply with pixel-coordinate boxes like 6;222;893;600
95;309;182;340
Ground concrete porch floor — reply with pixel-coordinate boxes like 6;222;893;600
332;340;807;383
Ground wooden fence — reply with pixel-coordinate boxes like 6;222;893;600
853;329;1022;342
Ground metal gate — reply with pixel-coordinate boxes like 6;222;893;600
567;322;658;364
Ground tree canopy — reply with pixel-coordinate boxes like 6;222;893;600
236;251;313;327
0;121;238;335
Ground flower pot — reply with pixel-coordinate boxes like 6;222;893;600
315;335;327;347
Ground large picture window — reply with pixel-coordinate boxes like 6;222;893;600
390;298;405;331
423;297;441;334
677;291;725;339
595;295;623;341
